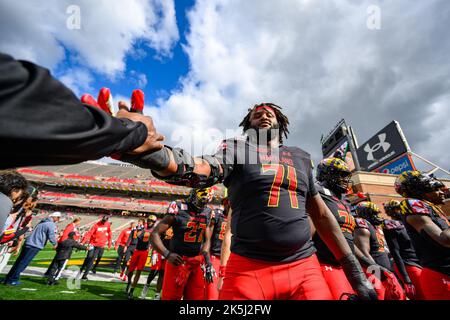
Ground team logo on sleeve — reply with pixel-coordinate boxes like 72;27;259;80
355;218;369;229
408;199;430;215
168;202;179;214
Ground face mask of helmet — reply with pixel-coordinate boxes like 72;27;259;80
357;203;383;226
317;158;351;195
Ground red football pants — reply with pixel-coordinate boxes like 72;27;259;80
419;268;450;300
320;264;355;300
219;253;333;300
364;267;405;300
364;267;385;300
394;264;425;300
205;255;221;300
162;255;206;300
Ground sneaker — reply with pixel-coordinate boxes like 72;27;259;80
81;275;88;280
6;281;21;286
140;285;149;299
127;287;135;300
92;269;97;274
154;293;161;300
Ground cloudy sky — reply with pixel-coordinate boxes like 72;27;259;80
1;0;449;173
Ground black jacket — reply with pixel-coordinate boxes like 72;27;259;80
0;53;148;169
55;239;87;260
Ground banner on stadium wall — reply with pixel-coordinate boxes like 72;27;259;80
372;153;416;175
356;121;410;171
321;119;360;171
324;138;356;172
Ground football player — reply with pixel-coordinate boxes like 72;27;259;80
383;199;423;299
395;171;450;300
313;158;359;299
354;201;405;300
205;200;229;299
96;97;377;300
150;188;215;300
126;215;157;299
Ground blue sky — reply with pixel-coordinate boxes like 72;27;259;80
53;0;195;105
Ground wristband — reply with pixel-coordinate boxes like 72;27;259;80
162;249;170;259
218;265;226;277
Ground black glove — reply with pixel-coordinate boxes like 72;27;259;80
339;254;378;300
203;263;216;284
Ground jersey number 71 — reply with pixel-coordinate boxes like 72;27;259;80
261;164;299;209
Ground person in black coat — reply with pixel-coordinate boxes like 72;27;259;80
47;232;87;285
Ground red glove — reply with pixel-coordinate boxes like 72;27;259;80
81;87;114;115
131;89;144;114
382;270;406;300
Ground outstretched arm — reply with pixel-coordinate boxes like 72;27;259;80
0;53;163;169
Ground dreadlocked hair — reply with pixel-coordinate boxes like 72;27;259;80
239;103;290;143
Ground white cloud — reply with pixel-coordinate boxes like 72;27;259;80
129;70;148;89
59;68;94;97
0;0;179;76
147;0;450;170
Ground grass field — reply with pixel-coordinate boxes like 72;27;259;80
1;245;157;300
0;276;156;300
8;245;119;272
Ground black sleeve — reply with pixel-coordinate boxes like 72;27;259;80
73;242;87;251
0;53;148;169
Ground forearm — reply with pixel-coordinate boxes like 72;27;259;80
120;145;222;188
150;233;170;257
220;234;232;267
391;251;411;283
422;225;450;248
354;246;376;267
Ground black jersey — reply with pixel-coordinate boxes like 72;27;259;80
382;219;421;268
167;200;211;257
314;184;356;266
210;209;228;257
214;138;317;262
400;199;450;276
135;228;153;251
355;218;391;270
126;226;144;247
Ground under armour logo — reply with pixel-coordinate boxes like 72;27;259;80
324;266;333;271
363;133;390;161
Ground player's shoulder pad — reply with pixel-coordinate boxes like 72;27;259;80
167;200;187;215
383;219;403;230
284;146;311;159
355;218;370;229
402;198;432;216
316;183;332;197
